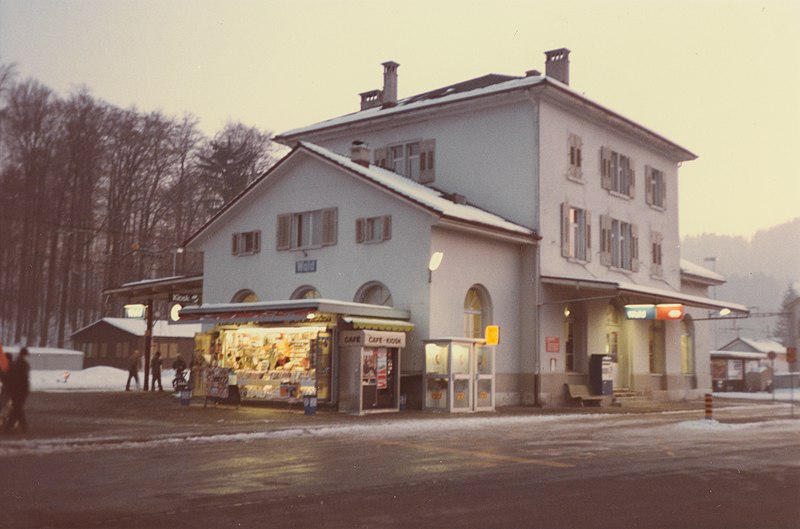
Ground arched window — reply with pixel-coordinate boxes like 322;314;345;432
464;286;491;339
291;285;321;299
681;316;695;374
355;282;393;306
232;289;258;303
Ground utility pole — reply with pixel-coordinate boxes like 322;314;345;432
704;257;718;348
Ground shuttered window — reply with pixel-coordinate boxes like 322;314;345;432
645;166;666;209
650;230;663;277
275;208;338;251
356;215;392;244
599;215;638;271
561;202;591;261
377;139;435;184
231;230;261;256
600;147;635;198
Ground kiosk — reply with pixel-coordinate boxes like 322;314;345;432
338;329;405;414
423;338;495;412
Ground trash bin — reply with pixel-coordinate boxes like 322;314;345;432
399;395;407;410
180;389;191;406
303;394;318;416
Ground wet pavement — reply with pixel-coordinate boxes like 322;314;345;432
1;389;767;442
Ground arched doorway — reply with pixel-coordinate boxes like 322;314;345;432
464;285;492;339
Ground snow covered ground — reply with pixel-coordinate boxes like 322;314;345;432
28;367;800;402
30;366;178;392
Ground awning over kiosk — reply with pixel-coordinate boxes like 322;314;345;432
342;317;415;332
178;298;411;324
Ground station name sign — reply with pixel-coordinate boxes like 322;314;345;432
624;303;684;321
339;330;406;348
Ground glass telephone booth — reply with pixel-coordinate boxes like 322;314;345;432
423;338;495;412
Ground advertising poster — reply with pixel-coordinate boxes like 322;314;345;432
362;350;376;386
376;349;388;390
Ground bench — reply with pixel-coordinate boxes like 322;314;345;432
565;384;604;407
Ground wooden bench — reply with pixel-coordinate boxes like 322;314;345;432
565;384;604;407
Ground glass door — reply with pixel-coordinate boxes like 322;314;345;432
425;342;450;410
450;343;473;412
474;345;495;411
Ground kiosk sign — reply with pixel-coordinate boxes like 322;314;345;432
625;304;684;320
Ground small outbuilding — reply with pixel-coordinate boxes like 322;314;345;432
71;317;202;370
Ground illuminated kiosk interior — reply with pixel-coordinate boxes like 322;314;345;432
423;337;495;413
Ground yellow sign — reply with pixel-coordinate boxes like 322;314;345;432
485;325;500;345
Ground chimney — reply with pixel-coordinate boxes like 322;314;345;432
350;140;370;167
381;61;399;107
544;48;570;85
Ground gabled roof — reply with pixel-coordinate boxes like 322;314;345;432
275;73;696;162
184;142;538;248
718;337;786;354
71;318;202;339
680;258;726;285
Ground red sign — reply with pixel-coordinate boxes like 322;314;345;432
545;336;560;353
655;304;684;320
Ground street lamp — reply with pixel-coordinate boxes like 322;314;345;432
428;252;444;283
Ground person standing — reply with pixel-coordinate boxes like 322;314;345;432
150;351;163;391
125;350;141;391
5;347;30;433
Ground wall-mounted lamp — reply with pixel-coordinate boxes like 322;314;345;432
718;308;731;317
428;252;444;283
564;306;571;317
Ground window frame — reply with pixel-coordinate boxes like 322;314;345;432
601;147;636;198
646;165;666;209
561;202;591;262
276;207;338;251
600;215;639;271
232;230;261;256
376;139;435;183
567;133;583;181
356;215;392;244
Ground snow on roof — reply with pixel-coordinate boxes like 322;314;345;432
277;73;695;160
680;258;726;283
710;350;768;360
73;318;202;339
736;338;787;354
301;142;536;238
279;75;546;139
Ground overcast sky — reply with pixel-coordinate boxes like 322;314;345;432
1;0;798;239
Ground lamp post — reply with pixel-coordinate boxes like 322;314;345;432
172;247;184;276
704;257;718;348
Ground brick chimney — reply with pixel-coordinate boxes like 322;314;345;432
544;48;570;85
381;61;399;107
350;140;370;167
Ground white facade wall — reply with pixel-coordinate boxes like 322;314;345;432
192;154;438;371
537;100;682;289
310;96;540;229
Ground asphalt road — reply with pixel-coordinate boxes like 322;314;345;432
1;393;798;529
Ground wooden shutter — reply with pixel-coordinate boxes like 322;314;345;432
561;202;571;258
322;208;338;246
374;147;387;169
631;223;640;272
599;215;611;266
382;215;392;241
628;160;636;198
232;233;240;255
645;166;654;206
651;231;663;277
276;214;291;251
253;230;261;253
355;218;365;243
600;147;612;190
660;173;667;209
585;210;592;262
419;139;436;184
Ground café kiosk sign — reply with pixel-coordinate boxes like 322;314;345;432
624;303;684;321
339;330;406;348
